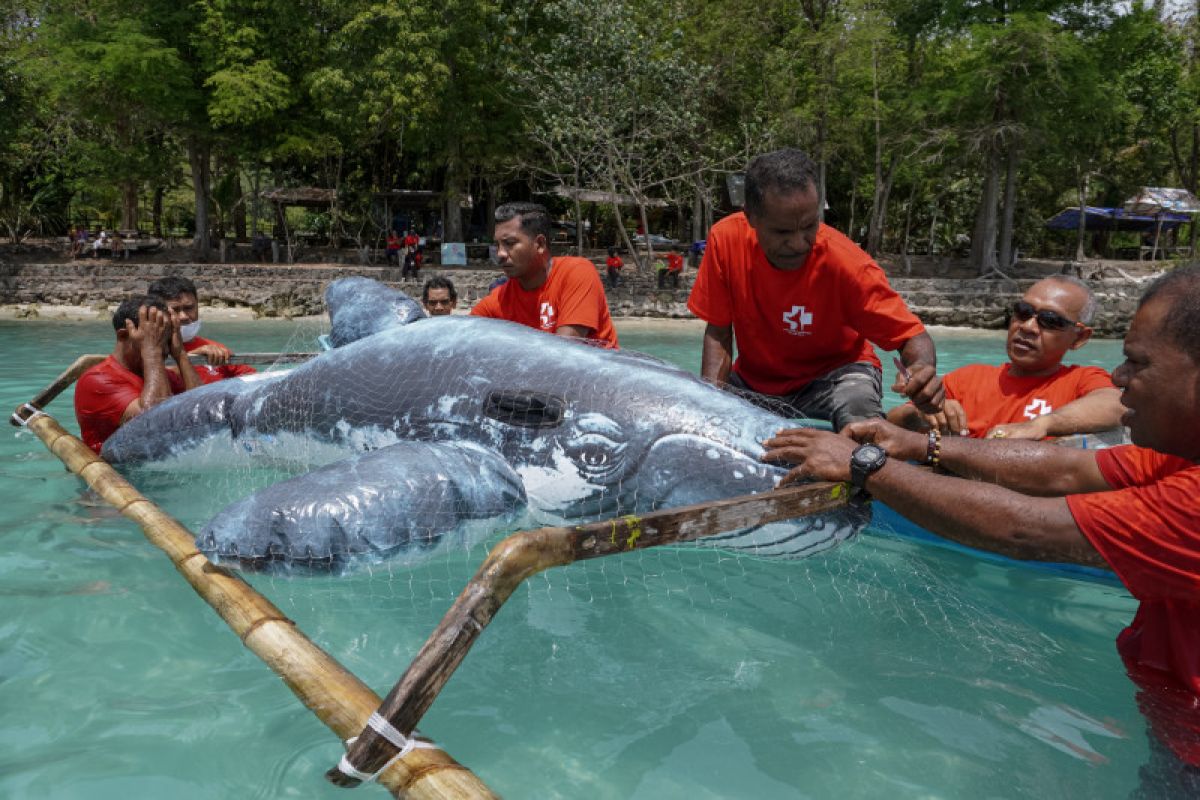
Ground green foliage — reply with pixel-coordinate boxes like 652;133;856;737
3;0;1199;259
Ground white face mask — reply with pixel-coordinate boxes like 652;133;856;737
180;320;202;343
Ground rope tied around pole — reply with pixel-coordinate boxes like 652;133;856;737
336;713;436;784
11;403;45;427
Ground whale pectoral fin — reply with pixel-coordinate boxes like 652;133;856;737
198;441;526;572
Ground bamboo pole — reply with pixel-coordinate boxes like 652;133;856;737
329;481;853;787
18;412;497;800
10;354;106;425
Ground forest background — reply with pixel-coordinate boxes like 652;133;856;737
2;0;1199;272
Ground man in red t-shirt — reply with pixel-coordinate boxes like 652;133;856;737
888;276;1123;439
665;250;684;289
605;247;623;290
471;202;618;348
688;149;942;431
74;296;204;453
763;266;1200;789
149;276;257;385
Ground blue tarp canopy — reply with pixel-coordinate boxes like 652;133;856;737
1045;206;1191;232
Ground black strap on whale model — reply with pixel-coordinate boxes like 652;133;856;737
483;390;566;428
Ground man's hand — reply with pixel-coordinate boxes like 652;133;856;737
840;418;929;462
892;361;944;415
129;305;170;358
920;398;969;436
985;417;1048;440
189;342;232;365
762;428;857;485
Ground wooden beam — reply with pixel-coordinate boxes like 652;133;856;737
328;481;852;787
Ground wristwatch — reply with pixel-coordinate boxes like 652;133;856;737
849;443;888;489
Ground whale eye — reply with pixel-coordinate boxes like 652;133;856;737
562;433;626;480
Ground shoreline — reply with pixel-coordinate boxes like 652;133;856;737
0;302;997;336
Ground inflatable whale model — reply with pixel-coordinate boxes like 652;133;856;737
103;278;868;571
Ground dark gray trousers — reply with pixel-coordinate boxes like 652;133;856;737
729;362;883;432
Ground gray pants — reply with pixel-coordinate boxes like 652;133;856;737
729;362;883;432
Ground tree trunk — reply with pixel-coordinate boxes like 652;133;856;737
151;186;163;238
120;180;138;231
866;153;897;256
692;177;704;242
187;137;212;256
233;169;247;241
997;146;1020;269
1074;171;1090;262
971;148;1001;275
442;155;464;244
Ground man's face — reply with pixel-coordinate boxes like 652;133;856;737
1112;296;1200;457
745;185;821;271
164;292;200;326
1005;280;1091;377
423;288;456;316
493;218;549;283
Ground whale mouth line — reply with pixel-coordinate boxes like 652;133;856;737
640;433;781;509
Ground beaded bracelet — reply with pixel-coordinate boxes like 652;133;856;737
925;428;942;467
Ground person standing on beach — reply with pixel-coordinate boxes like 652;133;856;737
471;202;619;348
148;276;256;385
74;296;203;453
887;276;1123;439
605;247;623;289
763;265;1200;796
687;148;942;431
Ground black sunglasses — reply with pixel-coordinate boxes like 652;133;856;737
1010;300;1084;332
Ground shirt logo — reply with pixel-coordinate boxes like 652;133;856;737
1024;398;1052;419
540;302;557;330
782;305;813;336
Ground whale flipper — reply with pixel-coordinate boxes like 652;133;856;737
326;276;426;347
197;441;527;572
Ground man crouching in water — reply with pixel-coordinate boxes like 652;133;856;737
74;296;203;454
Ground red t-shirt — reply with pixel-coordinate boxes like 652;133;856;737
74;355;185;453
404;234;419;249
606;256;623;270
941;363;1114;438
687;214;924;395
386;234;400;252
666;252;684;273
1067;446;1200;765
471;256;619;348
185;336;257;385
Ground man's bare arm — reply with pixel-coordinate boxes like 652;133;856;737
555;324;593;340
761;425;1109;567
986;388;1125;439
895;332;944;413
700;323;733;386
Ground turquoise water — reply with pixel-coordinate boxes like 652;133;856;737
0;318;1146;799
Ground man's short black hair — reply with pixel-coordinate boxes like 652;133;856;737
1139;264;1200;362
744;149;819;216
494;202;551;241
112;295;168;331
422;276;457;303
148;275;198;301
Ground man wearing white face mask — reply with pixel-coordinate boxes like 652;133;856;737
148;276;257;385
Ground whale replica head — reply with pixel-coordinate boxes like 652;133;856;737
103;279;867;570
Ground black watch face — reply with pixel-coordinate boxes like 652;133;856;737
854;444;885;465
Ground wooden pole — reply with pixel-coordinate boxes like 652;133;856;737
18;412;497;800
329;481;853;787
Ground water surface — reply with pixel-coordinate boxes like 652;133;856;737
0;318;1143;799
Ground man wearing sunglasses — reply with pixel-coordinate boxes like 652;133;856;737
887;276;1123;439
763;266;1200;793
421;276;458;316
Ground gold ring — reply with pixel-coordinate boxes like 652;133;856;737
991;431;1007;439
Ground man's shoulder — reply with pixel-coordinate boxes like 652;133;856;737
709;212;751;242
78;356;129;386
813;224;874;266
